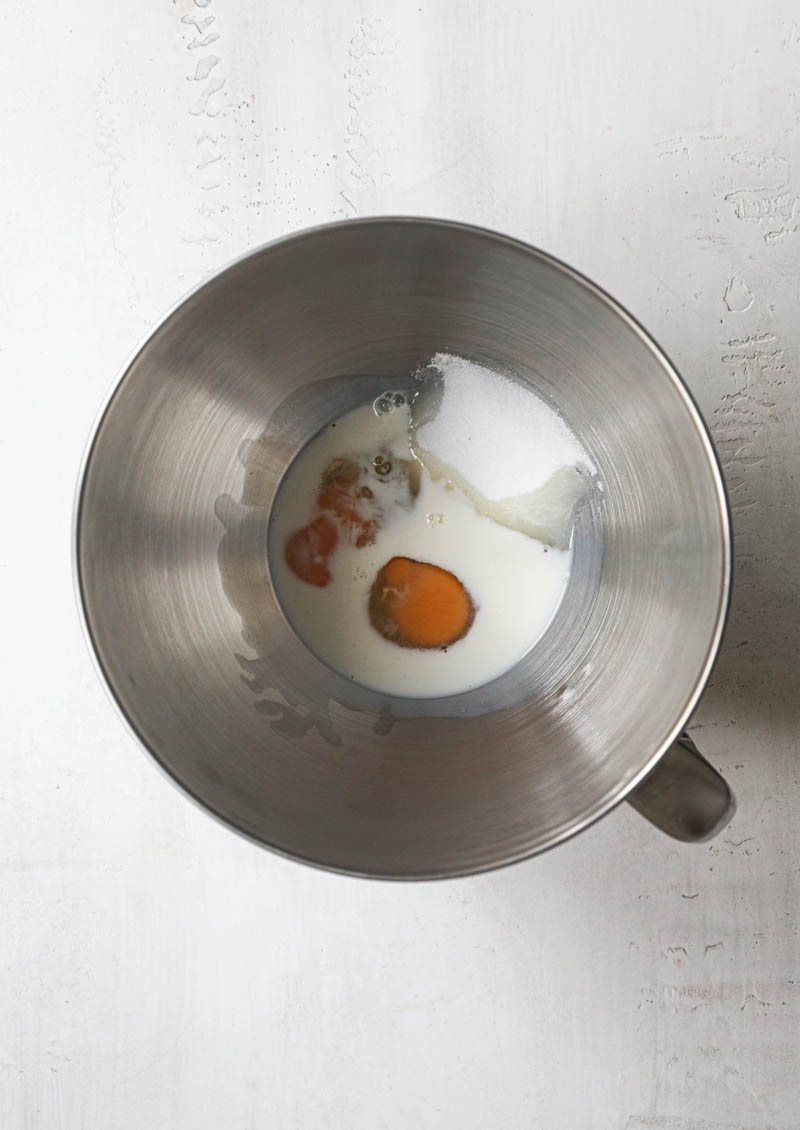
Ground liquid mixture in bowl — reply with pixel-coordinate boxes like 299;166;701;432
268;355;596;698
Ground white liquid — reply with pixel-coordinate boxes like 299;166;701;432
269;398;575;698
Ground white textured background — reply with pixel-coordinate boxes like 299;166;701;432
2;2;799;1127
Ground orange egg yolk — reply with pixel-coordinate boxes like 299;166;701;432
284;515;338;587
284;461;377;587
368;556;475;649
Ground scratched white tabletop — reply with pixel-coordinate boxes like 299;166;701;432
3;3;798;1127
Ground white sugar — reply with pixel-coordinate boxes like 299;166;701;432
413;353;587;498
410;354;594;549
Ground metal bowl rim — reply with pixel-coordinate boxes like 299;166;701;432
72;215;733;880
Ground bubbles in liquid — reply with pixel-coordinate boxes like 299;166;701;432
373;390;407;416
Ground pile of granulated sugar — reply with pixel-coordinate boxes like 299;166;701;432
410;353;594;549
413;353;588;497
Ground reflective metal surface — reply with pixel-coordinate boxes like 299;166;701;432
75;218;732;878
628;733;735;842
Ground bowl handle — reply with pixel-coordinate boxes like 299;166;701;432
627;732;735;842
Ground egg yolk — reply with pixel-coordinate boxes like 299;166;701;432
284;459;377;586
369;556;475;649
284;515;338;587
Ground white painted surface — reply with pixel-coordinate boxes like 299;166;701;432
2;1;798;1126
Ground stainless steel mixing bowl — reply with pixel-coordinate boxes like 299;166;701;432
75;218;733;878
